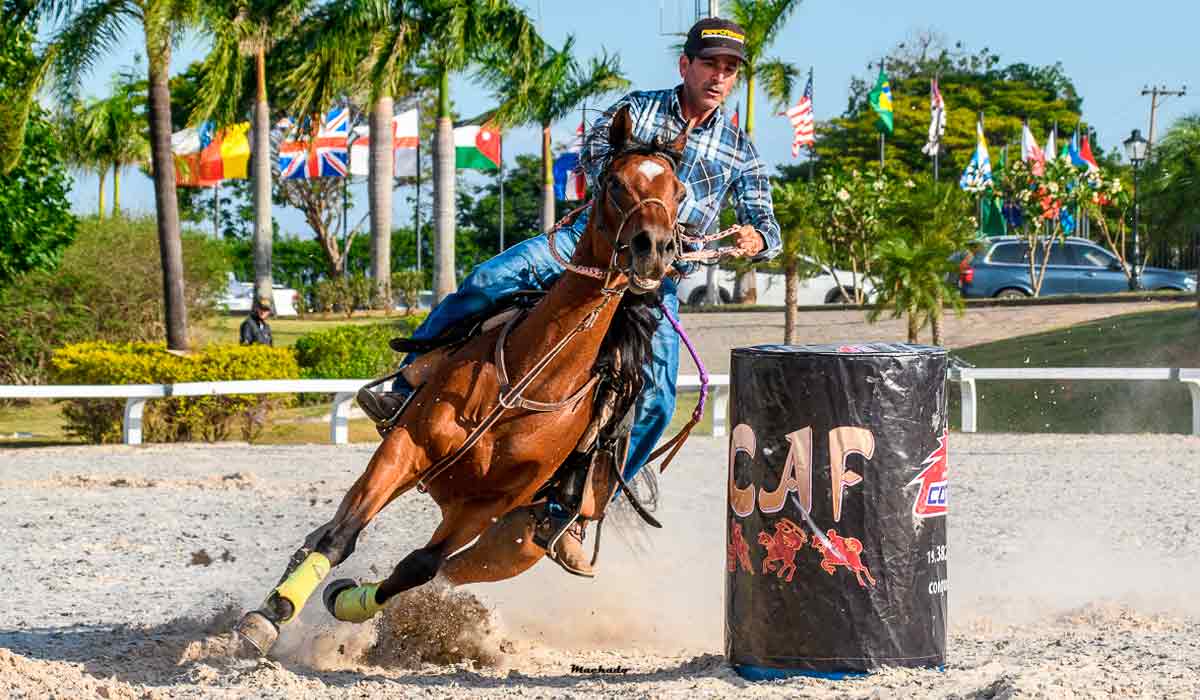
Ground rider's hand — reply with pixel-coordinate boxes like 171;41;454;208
733;225;765;258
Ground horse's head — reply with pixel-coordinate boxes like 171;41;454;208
592;106;688;294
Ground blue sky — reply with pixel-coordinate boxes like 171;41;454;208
61;0;1196;242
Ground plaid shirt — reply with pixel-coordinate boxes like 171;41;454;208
581;87;781;263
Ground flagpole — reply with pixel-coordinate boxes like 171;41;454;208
498;134;505;252
212;184;219;238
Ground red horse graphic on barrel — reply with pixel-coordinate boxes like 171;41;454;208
811;529;876;588
727;520;754;574
757;518;807;582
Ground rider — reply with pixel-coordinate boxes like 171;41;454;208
359;17;781;577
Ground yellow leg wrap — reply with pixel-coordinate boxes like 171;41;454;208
272;552;331;624
333;582;385;623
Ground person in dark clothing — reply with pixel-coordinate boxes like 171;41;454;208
240;299;273;346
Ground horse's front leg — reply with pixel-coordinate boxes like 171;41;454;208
235;429;425;655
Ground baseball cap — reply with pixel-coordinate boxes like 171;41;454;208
684;18;747;64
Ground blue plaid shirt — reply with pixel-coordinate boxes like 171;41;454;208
581;87;781;263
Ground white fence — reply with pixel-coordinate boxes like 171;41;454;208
949;367;1200;436
0;375;730;445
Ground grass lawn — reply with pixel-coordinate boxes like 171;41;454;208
197;311;425;348
948;307;1200;434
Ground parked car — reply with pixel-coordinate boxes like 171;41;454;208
218;273;300;316
957;236;1197;298
678;258;875;307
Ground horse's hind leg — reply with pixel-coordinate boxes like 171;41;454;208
235;431;422;655
324;497;515;622
439;505;545;585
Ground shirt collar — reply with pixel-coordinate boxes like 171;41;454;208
670;85;725;131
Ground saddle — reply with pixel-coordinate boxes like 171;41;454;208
388;290;548;355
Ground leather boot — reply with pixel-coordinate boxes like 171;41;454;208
535;510;595;578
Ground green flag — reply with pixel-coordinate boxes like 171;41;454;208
980;191;1006;237
868;67;894;135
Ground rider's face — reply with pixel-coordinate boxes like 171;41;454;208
678;54;740;115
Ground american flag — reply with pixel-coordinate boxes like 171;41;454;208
278;106;350;179
786;73;815;158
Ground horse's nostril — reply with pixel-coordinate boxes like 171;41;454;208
631;232;652;256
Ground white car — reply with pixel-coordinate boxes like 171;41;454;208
218;273;299;316
678;259;876;306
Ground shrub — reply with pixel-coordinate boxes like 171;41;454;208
392;270;425;315
50;341;299;444
311;274;374;317
0;216;229;384
293;324;402;380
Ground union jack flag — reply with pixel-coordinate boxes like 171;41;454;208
786;72;815;158
278;106;350;179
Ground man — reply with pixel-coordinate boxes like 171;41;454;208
240;298;274;346
358;17;780;576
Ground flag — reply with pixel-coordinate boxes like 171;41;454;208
553;122;586;201
731;102;740;129
786;73;815;158
868;66;893;135
349;108;419;177
959;119;993;192
980;192;1007;236
1043;128;1057;163
1021;122;1044;176
921;78;945;156
171;123;218;188
198;122;250;182
1079;132;1100;173
454;124;501;170
278;106;350;179
1067;128;1087;169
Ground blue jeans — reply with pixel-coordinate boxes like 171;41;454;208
398;213;679;484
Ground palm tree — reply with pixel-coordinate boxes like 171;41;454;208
770;179;823;343
193;0;311;307
410;0;540;303
723;0;802;303
44;0;201;350
484;37;628;233
96;68;150;216
1142;114;1200;313
284;0;422;307
57;98;111;217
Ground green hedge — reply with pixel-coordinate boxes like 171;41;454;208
293;317;425;380
50;341;299;444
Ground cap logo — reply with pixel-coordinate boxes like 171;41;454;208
700;28;745;43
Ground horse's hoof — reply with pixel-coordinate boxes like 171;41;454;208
323;578;359;618
234;611;278;657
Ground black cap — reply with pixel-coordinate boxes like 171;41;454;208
684;17;747;63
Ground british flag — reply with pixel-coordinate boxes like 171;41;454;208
278;106;350;179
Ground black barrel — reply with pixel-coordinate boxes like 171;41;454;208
725;343;948;680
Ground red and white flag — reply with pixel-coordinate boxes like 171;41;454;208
349;108;419;177
786;72;815;158
1021;122;1045;176
921;78;946;157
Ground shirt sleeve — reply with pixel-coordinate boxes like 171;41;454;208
239;319;253;345
730;136;782;262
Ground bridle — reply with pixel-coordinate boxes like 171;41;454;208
546;152;682;296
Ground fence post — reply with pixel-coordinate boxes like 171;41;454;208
959;371;978;433
711;385;728;438
122;398;146;445
330;392;355;444
1182;377;1200;437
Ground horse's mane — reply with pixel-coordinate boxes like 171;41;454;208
578;126;683;184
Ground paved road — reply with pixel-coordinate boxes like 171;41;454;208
678;299;1191;374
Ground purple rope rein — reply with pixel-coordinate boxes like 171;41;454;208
659;300;707;422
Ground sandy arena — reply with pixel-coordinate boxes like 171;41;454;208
2;433;1199;698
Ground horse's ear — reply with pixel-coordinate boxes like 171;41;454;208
667;118;694;158
608;105;634;152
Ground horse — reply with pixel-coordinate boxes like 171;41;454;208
235;105;688;655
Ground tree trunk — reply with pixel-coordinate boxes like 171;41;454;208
907;310;919;343
931;287;944;347
540;122;554;232
145;42;189;351
783;258;798;344
734;68;758;304
432;70;456;303
97;165;107;220
111;163;120;216
252;48;274;308
369;94;394;309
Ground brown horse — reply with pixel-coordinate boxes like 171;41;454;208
235;106;687;655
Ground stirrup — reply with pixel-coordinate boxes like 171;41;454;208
356;383;415;430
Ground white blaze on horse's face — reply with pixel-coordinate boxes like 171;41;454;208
636;160;667;181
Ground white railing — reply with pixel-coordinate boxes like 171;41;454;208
0;375;729;446
949;367;1200;436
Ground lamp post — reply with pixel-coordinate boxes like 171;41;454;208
1123;128;1148;290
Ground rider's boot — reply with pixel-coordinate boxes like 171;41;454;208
534;501;597;578
357;373;415;432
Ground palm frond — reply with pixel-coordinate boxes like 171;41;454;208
758;57;798;112
47;0;134;102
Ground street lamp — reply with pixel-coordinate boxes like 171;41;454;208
1123;129;1148;290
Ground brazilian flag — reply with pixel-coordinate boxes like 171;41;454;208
868;67;894;135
